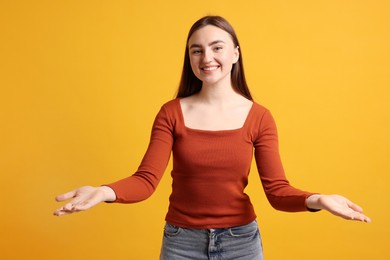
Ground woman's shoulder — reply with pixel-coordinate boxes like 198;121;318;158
251;100;270;115
160;98;181;110
162;96;200;114
247;100;278;127
156;99;182;121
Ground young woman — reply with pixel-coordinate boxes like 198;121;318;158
54;16;371;259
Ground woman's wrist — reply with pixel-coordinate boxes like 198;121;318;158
99;186;117;202
306;194;323;211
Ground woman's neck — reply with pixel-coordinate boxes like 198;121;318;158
197;82;243;106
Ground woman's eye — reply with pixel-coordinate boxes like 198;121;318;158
214;46;223;51
192;50;202;54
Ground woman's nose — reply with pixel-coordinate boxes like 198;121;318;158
202;49;213;63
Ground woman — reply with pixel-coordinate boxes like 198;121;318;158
54;16;371;259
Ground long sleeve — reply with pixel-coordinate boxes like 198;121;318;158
105;105;174;203
254;110;314;212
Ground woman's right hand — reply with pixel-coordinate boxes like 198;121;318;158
53;186;116;216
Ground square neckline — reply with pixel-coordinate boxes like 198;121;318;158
176;98;255;133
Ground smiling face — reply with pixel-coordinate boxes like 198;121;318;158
188;25;239;88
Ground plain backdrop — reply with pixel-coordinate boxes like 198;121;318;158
1;0;389;259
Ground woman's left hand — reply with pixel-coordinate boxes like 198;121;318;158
306;194;371;223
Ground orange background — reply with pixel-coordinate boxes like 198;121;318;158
1;0;389;259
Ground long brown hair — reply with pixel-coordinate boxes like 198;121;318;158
176;16;252;100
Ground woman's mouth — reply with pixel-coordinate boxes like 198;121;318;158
201;66;219;71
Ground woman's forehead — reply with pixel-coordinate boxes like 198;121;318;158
188;25;233;46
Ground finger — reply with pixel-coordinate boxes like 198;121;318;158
53;210;63;216
346;200;364;213
53;201;85;216
62;202;76;211
53;206;75;216
53;208;68;216
59;198;93;213
55;190;77;202
363;215;372;223
53;208;80;216
343;210;371;223
352;212;372;223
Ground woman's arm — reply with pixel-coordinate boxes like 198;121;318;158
254;109;315;211
255;109;371;223
53;103;175;215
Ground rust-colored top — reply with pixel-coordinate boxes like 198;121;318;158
106;98;314;228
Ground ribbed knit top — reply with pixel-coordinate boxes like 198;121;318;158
106;98;314;228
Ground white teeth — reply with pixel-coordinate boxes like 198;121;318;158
203;66;218;71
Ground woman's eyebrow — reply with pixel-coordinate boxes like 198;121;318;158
189;40;226;49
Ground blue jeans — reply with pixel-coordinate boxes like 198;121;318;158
160;220;263;260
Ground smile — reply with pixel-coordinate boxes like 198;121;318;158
201;66;219;71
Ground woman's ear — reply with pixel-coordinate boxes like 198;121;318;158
233;46;240;64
